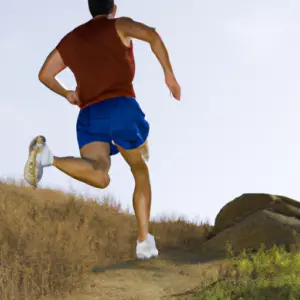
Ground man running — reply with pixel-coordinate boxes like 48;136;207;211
24;0;181;260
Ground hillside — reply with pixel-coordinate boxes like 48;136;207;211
3;182;300;299
0;181;213;300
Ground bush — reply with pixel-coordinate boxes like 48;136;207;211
194;245;300;300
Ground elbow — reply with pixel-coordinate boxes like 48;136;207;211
38;70;47;84
38;71;44;83
149;28;160;46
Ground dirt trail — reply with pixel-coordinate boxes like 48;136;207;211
51;250;227;300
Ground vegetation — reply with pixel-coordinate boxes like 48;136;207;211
2;180;300;300
0;181;211;300
192;245;300;300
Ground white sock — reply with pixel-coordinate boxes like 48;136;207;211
36;144;54;167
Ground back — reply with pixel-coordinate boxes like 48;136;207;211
56;17;136;108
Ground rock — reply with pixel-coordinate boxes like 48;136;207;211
201;210;300;258
213;193;300;236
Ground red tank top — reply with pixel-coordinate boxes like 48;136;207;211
56;17;136;108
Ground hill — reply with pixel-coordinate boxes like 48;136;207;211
0;181;212;300
3;182;300;299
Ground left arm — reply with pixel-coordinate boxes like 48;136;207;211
38;49;68;98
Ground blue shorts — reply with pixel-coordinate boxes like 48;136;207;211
76;96;150;156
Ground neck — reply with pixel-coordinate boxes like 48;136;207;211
94;14;108;19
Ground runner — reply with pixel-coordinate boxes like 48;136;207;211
24;0;181;260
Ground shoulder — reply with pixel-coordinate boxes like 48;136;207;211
115;16;134;22
113;17;133;47
57;21;87;48
115;17;135;31
60;20;92;40
114;17;156;42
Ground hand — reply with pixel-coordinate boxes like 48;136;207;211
165;72;181;101
65;90;80;105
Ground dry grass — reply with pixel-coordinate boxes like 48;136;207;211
0;181;212;300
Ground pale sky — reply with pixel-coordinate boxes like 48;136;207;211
2;0;300;223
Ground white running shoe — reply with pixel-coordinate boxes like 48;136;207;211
24;135;54;187
136;233;159;260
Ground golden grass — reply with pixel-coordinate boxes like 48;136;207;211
0;181;211;300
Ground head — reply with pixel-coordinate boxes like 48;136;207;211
88;0;117;18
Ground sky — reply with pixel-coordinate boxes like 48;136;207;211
2;0;300;224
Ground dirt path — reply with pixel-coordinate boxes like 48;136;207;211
54;251;227;300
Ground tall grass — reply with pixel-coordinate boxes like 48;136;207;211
0;182;211;299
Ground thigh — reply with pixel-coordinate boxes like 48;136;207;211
80;142;111;172
116;140;149;171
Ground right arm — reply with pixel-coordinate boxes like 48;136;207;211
116;17;181;100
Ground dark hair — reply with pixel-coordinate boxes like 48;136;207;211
88;0;114;17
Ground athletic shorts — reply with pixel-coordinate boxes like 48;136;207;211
76;96;150;156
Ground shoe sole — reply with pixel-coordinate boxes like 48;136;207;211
24;135;46;188
136;252;158;260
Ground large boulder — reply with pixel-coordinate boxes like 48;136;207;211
200;194;300;257
213;193;300;236
201;210;300;258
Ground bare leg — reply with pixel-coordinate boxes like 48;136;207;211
53;142;111;189
116;142;151;242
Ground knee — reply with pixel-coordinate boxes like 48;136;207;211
93;172;110;189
